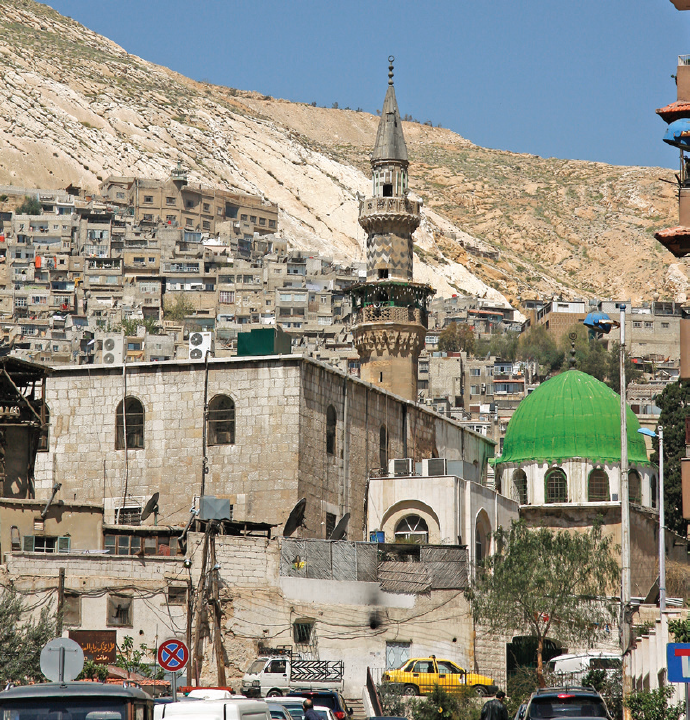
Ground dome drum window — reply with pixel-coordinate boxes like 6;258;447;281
588;468;610;502
628;470;642;505
512;469;528;505
545;469;567;504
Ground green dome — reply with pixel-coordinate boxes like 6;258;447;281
498;370;649;466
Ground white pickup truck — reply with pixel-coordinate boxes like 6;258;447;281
241;656;344;698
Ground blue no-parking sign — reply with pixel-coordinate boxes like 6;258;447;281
667;643;690;682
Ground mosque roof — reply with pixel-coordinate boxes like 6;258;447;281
497;369;650;466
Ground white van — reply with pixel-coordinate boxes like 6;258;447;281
545;652;621;679
157;698;271;720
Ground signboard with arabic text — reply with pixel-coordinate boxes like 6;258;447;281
69;630;117;665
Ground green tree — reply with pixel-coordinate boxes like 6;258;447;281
582;667;622;720
16;196;42;215
669;617;690;642
410;685;463;720
518;325;564;376
626;685;685;720
164;295;194;321
488;332;520;362
77;659;109;681
115;635;162;679
0;589;57;682
438;322;475;354
604;342;643;393
652;380;690;537
467;521;619;688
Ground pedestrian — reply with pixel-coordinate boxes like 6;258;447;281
480;690;508;720
303;698;321;720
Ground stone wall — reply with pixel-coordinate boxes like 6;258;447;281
35;356;495;537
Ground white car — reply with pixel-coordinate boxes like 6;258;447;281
313;706;337;720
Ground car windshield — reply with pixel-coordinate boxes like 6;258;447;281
248;659;267;674
529;696;608;718
0;699;129;720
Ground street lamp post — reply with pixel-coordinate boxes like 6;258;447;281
638;426;665;612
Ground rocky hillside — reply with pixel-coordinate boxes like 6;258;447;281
0;0;684;304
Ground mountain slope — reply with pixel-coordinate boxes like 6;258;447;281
0;0;684;303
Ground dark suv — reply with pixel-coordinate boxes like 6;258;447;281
524;687;611;719
286;691;352;720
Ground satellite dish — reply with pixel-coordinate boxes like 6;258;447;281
141;492;160;522
40;638;84;683
283;498;307;537
330;513;350;541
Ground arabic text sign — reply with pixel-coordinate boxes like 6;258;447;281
69;630;117;665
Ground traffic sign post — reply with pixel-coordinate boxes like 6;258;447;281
666;643;690;710
158;639;189;702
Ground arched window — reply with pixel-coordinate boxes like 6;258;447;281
495;470;502;496
394;515;428;544
326;405;336;456
651;475;658;510
379;425;388;469
588;468;610;502
545;468;568;504
207;395;235;445
475;512;491;565
629;470;642;504
512;469;528;505
115;397;144;450
37;405;49;452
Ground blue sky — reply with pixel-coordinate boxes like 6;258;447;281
46;0;690;168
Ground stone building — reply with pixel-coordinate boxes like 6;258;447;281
34;355;495;537
351;60;434;402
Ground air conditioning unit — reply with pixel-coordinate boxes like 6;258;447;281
102;334;124;365
188;331;213;360
422;458;448;477
388;458;413;477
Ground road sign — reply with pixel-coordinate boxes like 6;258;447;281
158;638;189;673
667;643;690;682
40;638;84;683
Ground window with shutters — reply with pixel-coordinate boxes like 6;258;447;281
22;535;71;553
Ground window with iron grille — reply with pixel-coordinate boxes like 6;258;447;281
208;395;235;445
545;469;567;503
293;621;313;644
107;594;132;627
629;470;642;504
115;397;144;449
588;468;609;502
168;586;187;605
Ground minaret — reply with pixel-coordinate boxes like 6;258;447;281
351;58;434;402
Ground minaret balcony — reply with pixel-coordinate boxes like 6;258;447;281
353;304;428;328
358;196;421;233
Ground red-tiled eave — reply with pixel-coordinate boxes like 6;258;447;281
654;226;690;257
656;101;690;123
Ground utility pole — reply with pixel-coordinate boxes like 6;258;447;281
209;526;226;686
56;567;65;637
619;305;632;713
191;528;210;686
659;426;666;613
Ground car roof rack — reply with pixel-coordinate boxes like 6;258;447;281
534;685;598;694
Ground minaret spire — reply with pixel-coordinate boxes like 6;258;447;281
350;59;435;402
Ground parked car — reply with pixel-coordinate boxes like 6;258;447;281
286;690;352;719
269;703;294;720
382;656;497;697
243;657;344;698
313;706;338;720
524;686;610;719
155;698;271;720
269;698;306;720
545;653;621;681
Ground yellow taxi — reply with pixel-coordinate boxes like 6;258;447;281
382;656;498;697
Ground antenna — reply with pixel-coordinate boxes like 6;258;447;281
329;513;350;541
141;492;160;522
283;498;307;537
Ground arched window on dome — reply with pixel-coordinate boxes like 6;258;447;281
628;470;642;504
588;468;610;502
512;469;528;505
545;468;568;504
651;474;658;510
394;515;428;544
